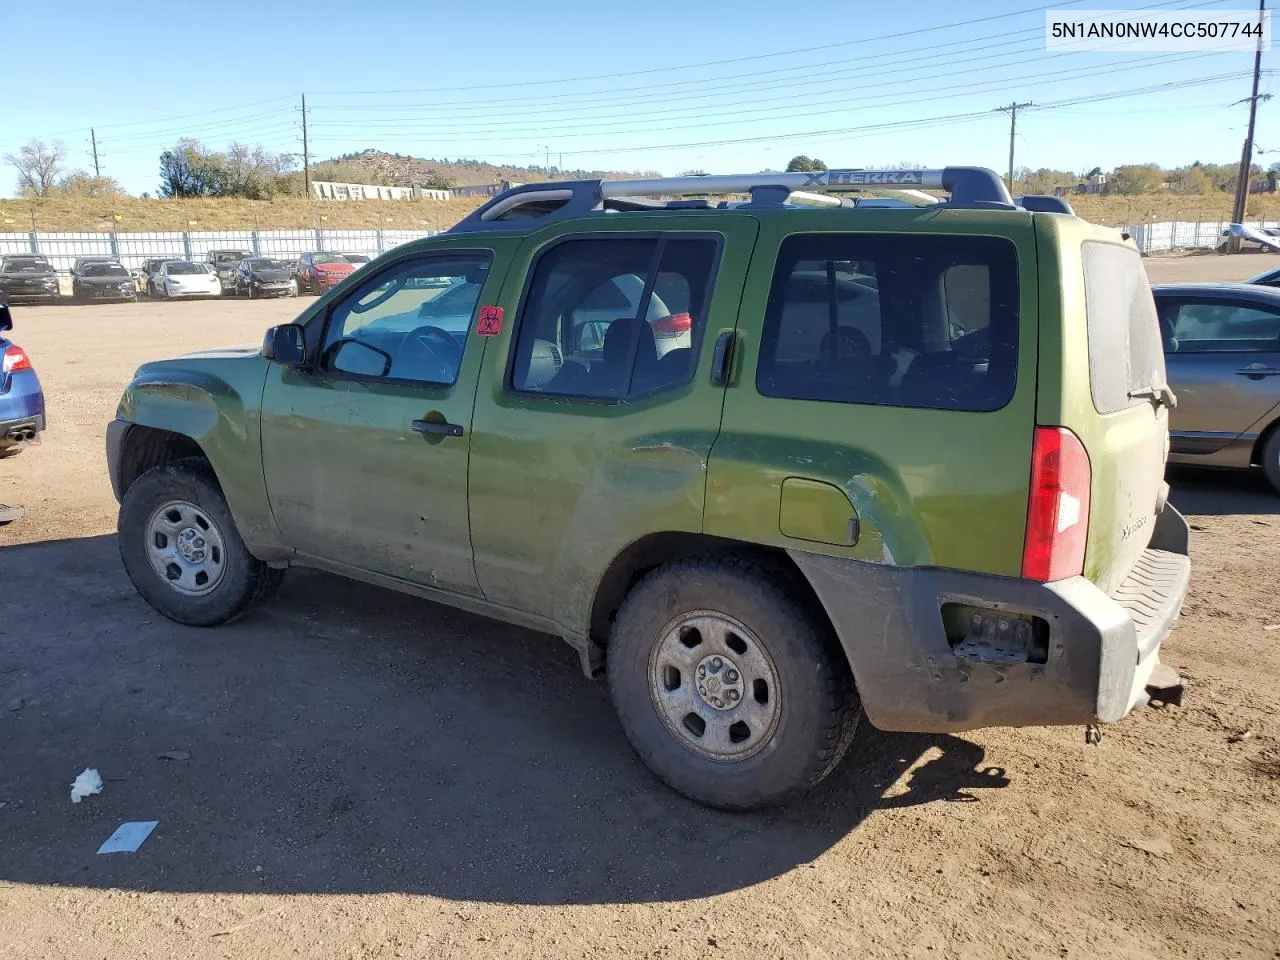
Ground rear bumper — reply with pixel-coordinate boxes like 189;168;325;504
790;505;1191;733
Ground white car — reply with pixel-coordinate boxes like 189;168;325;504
155;260;221;299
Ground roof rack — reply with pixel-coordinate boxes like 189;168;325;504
1014;194;1076;215
450;166;1019;233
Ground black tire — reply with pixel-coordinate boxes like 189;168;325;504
606;553;859;811
1262;426;1280;495
118;458;284;626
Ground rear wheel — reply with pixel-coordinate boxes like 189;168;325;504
118;458;284;626
606;554;859;811
1262;427;1280;494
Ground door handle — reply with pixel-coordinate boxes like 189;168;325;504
412;418;464;437
710;331;735;387
1235;364;1280;379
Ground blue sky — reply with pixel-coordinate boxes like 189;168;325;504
1;0;1275;197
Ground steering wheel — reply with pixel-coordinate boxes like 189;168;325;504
397;325;463;382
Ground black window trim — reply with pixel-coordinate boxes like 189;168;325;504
502;229;726;406
1162;296;1280;355
755;230;1022;414
302;248;495;390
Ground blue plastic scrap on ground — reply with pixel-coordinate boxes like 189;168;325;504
97;820;159;854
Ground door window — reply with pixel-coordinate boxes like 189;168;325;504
318;254;492;385
509;236;719;399
756;233;1020;412
1167;301;1280;353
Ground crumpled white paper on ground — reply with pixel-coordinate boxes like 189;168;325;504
70;768;103;803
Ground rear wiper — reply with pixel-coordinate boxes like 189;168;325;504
1129;383;1178;409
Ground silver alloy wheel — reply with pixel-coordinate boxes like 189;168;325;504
145;499;227;596
648;611;782;761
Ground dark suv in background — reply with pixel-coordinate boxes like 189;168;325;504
0;255;60;303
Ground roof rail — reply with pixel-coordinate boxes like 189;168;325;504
449;166;1017;233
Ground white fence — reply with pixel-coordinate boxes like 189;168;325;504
0;228;440;273
1125;219;1280;254
4;219;1279;269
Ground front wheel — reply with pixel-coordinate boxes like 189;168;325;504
118;458;284;626
606;554;859;811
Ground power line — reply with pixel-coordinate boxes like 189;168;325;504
305;52;1232;145
309;0;1096;96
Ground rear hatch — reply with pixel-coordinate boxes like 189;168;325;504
1040;221;1172;595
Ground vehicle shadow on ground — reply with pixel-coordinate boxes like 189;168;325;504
0;534;1009;904
1168;465;1280;517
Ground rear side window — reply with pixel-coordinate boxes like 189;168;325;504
510;235;719;400
756;233;1020;412
1082;241;1166;415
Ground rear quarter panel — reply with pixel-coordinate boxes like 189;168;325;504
706;208;1041;576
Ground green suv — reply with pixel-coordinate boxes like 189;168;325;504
107;168;1191;810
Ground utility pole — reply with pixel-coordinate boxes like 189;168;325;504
300;93;311;198
995;101;1034;192
1231;0;1268;225
90;128;101;178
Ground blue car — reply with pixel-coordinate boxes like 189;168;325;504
0;303;45;459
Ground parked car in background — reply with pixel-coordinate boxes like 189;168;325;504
1245;265;1280;288
141;258;183;297
294;252;354;294
0;304;45;459
1153;282;1280;492
71;255;120;274
154;260;221;299
0;256;60;304
234;258;298;299
71;260;138;302
205;249;252;294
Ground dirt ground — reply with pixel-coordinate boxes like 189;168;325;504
2;254;1279;960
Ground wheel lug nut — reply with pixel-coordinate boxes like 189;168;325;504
726;669;738;682
728;690;739;702
711;657;723;670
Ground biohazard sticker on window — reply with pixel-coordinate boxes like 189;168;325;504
476;305;503;336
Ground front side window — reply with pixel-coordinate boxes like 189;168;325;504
318;254;491;386
757;233;1020;412
510;235;718;399
1166;300;1280;353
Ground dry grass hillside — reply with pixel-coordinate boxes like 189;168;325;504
0;195;490;233
334;150;661;187
6;185;1280;235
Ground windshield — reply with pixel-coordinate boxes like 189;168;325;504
3;258;53;274
84;263;130;278
346;254;370;263
212;252;248;263
313;254;350;265
247;258;290;270
166;262;206;275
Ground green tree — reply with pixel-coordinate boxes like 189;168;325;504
786;156;814;172
1108;164;1165;196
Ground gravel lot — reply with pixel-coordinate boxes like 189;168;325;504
2;254;1278;960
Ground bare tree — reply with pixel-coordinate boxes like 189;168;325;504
5;139;67;197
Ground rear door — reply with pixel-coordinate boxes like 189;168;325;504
1159;295;1280;456
467;215;759;630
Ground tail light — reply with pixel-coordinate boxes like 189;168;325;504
1022;426;1091;582
2;346;32;375
650;312;693;337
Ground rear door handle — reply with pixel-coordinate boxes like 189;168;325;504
412;418;464;437
710;331;735;387
1235;364;1280;378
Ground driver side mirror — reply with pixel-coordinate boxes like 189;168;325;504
262;323;306;365
0;303;12;333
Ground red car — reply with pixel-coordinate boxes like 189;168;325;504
294;253;355;295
